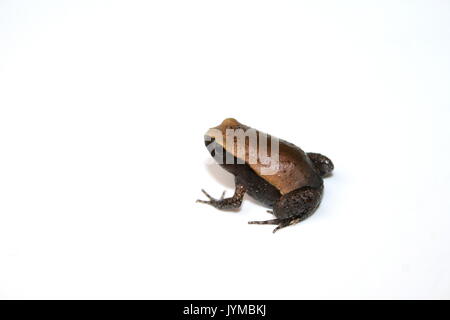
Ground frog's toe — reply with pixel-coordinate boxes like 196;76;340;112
198;189;226;203
272;217;302;233
248;218;281;225
200;189;214;200
248;216;303;233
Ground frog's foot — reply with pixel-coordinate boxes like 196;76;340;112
248;218;281;225
272;217;303;233
196;185;246;210
248;216;303;233
253;186;322;233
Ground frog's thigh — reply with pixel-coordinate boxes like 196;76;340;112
273;186;322;220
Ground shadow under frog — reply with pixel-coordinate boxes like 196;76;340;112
197;118;334;233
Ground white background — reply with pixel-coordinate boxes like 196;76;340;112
1;1;449;299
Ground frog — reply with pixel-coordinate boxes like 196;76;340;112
197;118;334;233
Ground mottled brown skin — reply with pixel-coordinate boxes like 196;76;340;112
197;118;334;233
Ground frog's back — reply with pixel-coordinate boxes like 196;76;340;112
249;138;323;195
207;118;323;195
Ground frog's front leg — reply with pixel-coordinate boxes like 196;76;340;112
196;183;246;210
249;186;323;233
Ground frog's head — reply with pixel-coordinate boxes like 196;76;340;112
204;118;248;162
313;155;334;177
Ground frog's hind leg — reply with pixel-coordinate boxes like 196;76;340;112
250;186;323;233
248;216;304;233
196;184;246;210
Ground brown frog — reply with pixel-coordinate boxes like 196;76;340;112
197;118;334;233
